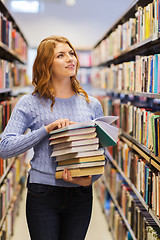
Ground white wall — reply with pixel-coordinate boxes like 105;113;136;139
5;0;134;48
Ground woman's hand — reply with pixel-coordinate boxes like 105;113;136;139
62;169;92;186
45;119;76;133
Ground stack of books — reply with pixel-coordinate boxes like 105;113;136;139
49;116;119;179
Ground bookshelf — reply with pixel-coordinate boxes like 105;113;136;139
0;0;28;238
93;0;160;239
76;49;92;88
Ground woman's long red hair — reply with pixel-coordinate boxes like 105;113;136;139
32;35;90;108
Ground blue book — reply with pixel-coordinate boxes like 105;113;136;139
154;54;158;93
149;56;153;93
154;117;159;156
158;0;160;32
145;167;149;204
146;111;150;148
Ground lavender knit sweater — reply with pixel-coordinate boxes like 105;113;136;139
0;93;104;187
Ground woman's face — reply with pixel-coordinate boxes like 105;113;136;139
52;42;77;80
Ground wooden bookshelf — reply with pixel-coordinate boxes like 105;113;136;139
101;176;137;240
0;157;15;186
0;41;27;64
105;150;160;228
96;32;160;67
95;180;116;240
106;89;160;99
120;132;160;170
0;0;28;238
94;0;155;48
0;0;27;45
93;0;160;238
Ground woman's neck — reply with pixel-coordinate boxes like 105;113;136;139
52;78;75;98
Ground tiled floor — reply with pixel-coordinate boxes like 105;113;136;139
11;186;113;240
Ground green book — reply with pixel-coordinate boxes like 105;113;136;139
95;121;118;147
151;115;160;155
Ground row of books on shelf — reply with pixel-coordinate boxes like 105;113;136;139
0;182;24;240
0;59;27;89
0;11;27;60
105;200;133;240
0;153;26;239
91;53;160;93
101;96;160;157
76;51;92;67
0;96;20;134
92;0;160;65
77;68;91;85
106;149;160;220
0;158;10;178
49;116;119;179
95;177;160;240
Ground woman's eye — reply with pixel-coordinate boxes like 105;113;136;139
57;54;63;58
70;52;75;56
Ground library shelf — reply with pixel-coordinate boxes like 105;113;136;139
106;89;160;99
0;41;27;64
93;0;160;238
95;183;116;240
94;0;156;48
105;150;160;228
97;33;160;67
0;157;15;186
0;88;12;94
0;1;27;44
95;179;116;240
119;132;160;170
0;0;28;237
103;210;116;240
0;183;22;230
101;175;137;240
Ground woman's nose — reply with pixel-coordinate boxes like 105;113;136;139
66;53;72;61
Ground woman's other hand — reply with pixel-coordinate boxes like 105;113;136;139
62;169;92;186
45;119;76;133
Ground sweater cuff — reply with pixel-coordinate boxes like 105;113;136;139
36;126;49;139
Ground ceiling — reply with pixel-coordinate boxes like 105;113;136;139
4;0;134;49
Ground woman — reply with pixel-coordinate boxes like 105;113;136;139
0;35;104;240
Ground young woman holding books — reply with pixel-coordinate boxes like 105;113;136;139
0;35;104;240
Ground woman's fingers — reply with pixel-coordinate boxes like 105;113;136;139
62;169;72;181
62;169;92;186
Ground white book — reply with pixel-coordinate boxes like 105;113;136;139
56;160;105;171
51;144;99;157
56;149;104;162
52;138;99;150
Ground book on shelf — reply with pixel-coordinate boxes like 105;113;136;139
151;115;160;156
50;116;119;147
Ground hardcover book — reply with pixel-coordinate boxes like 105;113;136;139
50;116;119;147
55;166;105;179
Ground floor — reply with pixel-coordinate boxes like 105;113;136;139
11;186;113;240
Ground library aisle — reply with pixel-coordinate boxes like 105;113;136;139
11;185;112;240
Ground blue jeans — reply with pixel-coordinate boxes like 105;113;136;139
26;183;93;240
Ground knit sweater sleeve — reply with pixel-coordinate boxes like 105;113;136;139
0;95;48;159
89;97;107;184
